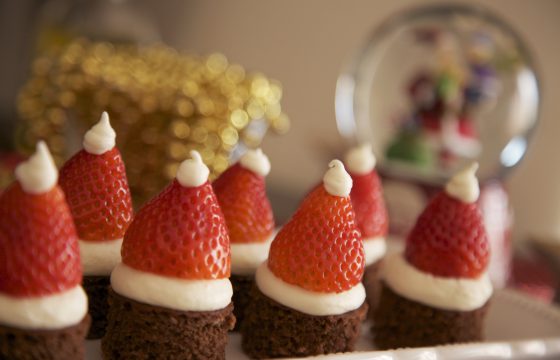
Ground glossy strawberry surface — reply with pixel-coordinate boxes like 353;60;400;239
268;186;364;293
349;170;388;238
405;192;489;278
60;148;133;242
0;182;81;297
213;163;275;244
122;180;230;279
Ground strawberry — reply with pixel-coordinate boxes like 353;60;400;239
345;143;388;239
405;192;489;279
268;161;364;293
350;171;388;238
59;148;133;242
213;163;274;244
121;179;230;280
0;183;81;297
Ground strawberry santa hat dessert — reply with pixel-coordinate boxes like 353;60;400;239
0;142;89;359
242;160;367;358
344;143;388;314
102;151;234;360
212;148;275;330
59;112;133;339
373;163;492;349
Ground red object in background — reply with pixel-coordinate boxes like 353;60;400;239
458;116;478;138
348;169;388;239
0;152;24;193
0;153;24;169
510;254;558;304
421;113;442;133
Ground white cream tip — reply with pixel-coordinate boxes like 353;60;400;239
83;111;116;155
190;150;202;162
322;159;353;197
445;162;480;203
15;141;58;194
100;111;109;125
176;150;210;187
344;143;376;175
239;148;271;177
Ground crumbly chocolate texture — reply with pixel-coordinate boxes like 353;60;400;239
82;275;110;339
373;282;490;350
241;286;367;359
102;289;235;360
363;260;382;319
0;315;90;360
231;273;254;331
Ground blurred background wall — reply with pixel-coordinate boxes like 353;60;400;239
1;0;559;244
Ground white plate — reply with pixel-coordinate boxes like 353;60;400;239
86;289;560;359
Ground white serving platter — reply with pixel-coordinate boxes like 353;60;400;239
86;289;560;359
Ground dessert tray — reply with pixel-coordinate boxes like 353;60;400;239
85;288;560;359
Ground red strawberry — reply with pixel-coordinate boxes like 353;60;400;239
350;171;388;238
213;163;275;244
121;179;230;280
345;144;388;239
405;188;489;279
59;148;133;242
268;161;364;293
0;157;81;297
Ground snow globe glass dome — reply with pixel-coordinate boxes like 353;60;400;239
335;4;540;287
335;4;540;184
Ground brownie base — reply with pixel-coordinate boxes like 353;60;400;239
231;273;254;331
363;260;382;319
241;286;367;359
102;289;235;360
0;315;90;360
83;275;110;339
373;282;490;350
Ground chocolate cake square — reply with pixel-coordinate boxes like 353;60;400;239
82;275;110;339
0;315;90;360
102;290;235;360
241;286;367;358
373;283;490;349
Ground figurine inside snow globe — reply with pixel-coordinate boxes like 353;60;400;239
385;29;500;173
336;4;540;287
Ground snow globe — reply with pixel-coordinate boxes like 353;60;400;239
336;4;540;287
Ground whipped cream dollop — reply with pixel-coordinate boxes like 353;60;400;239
79;238;123;276
323;160;353;197
111;263;232;311
344;143;376;175
83;112;116;155
231;232;275;275
15;141;58;194
256;262;365;316
445;162;480;203
176;151;210;187
239;148;271;177
363;236;386;266
0;285;88;330
381;253;493;311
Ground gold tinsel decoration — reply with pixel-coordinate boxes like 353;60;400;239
17;39;289;205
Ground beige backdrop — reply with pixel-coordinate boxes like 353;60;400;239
149;0;560;243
